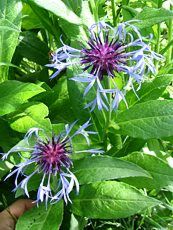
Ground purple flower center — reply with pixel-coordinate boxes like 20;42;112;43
33;136;72;174
81;33;125;80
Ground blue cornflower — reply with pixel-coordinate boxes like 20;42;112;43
46;21;163;111
2;121;102;206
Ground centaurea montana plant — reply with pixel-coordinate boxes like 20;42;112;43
2;121;102;206
46;21;163;111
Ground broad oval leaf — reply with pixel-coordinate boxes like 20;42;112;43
67;80;90;122
22;3;42;30
16;202;63;230
72;155;151;184
9;102;52;133
120;75;173;110
17;31;49;65
135;7;173;29
0;80;45;116
71;181;160;219
0;0;22;82
116;100;173;139
28;0;81;25
67;72;103;138
121;152;173;190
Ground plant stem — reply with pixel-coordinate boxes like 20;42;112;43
160;39;173;55
90;0;99;22
103;78;112;151
105;78;112;128
0;67;8;83
167;4;173;64
155;23;160;71
107;78;112;125
52;175;58;193
111;0;116;26
155;1;162;71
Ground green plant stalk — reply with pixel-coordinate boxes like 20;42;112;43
167;4;173;64
107;78;112;126
111;0;116;26
86;84;105;143
0;67;9;83
103;77;112;151
29;2;60;45
90;0;99;22
155;1;162;71
52;175;58;193
160;39;173;55
90;112;103;143
155;23;160;71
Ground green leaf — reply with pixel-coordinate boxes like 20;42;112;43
15;174;42;198
27;1;61;39
67;80;90;122
0;118;19;151
0;80;45;116
62;0;82;15
116;100;173;139
17;31;49;65
59;1;93;39
120;75;173;110
139;74;173;101
0;0;22;82
16;202;63;230
45;78;76;123
0;161;13;181
109;137;146;158
67;78;103;140
71;181;160;219
28;0;81;25
80;1;94;27
69;214;87;230
122;5;138;21
134;7;173;29
72;156;151;184
9;102;51;133
22;3;42;30
121;152;173;190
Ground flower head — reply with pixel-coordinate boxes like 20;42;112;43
46;21;163;111
81;34;123;80
2;121;103;206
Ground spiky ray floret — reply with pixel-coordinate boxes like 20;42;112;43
46;21;164;111
2;121;103;206
33;135;72;175
81;32;125;80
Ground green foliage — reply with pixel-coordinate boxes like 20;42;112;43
73;155;151;184
9;102;52;133
71;181;160;219
116;100;173;139
0;80;45;116
135;7;173;29
1;0;173;229
0;0;22;82
28;0;81;25
0;161;13;181
16;201;63;230
122;152;173;190
17;31;49;66
120;74;173;109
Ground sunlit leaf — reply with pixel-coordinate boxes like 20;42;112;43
16;202;63;230
0;80;45;116
71;181;160;219
0;0;22;82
